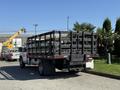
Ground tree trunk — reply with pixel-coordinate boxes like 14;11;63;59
107;53;111;64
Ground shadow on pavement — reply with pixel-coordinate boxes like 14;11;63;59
0;65;80;81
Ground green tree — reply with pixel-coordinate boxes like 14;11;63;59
103;18;112;33
80;23;95;32
96;28;105;56
73;22;81;32
73;22;95;32
114;18;120;57
96;28;104;46
115;18;120;34
102;18;113;64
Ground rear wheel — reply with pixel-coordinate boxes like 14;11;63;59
69;70;79;74
4;56;8;61
38;59;55;76
2;57;5;60
19;57;25;68
38;60;44;75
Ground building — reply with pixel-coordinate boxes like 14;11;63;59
0;33;33;46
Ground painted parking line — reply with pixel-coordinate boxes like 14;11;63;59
0;70;15;80
0;71;7;80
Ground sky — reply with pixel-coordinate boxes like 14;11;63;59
0;0;120;33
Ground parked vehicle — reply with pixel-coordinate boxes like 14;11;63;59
19;31;97;75
1;47;20;61
0;28;25;61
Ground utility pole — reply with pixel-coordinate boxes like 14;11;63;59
67;16;69;31
33;24;38;35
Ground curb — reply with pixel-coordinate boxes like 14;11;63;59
83;70;120;80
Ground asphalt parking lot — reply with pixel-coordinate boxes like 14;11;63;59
0;60;120;90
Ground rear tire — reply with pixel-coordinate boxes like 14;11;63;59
38;59;55;76
19;57;25;68
38;60;44;75
69;70;79;74
4;57;8;61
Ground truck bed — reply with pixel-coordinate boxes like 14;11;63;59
27;31;97;61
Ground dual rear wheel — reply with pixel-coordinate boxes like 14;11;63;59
19;57;25;68
38;59;55;76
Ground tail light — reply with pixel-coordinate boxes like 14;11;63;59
85;54;93;62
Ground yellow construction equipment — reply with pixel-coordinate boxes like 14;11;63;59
2;28;26;49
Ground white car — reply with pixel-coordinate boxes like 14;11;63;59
10;48;20;60
1;47;20;61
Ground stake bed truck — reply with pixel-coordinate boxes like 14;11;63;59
19;31;97;75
